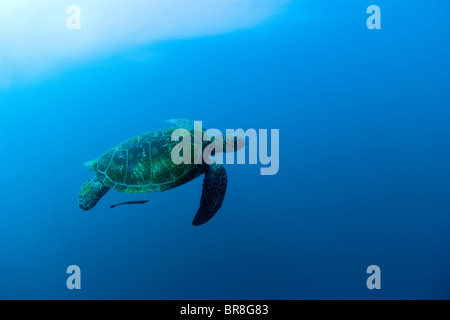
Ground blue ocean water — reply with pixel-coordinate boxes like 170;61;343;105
0;1;450;300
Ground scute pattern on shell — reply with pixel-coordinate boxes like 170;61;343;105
92;128;204;193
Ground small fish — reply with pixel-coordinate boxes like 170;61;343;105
110;200;149;209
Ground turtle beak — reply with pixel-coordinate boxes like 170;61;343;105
235;136;245;151
223;135;245;153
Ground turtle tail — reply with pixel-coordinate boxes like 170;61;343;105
78;179;110;211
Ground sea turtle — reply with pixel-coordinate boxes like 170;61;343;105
78;119;245;226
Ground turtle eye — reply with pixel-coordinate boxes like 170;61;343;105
235;136;245;150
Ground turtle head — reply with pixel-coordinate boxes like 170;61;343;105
223;134;245;153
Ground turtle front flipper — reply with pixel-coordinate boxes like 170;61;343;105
193;163;228;226
79;179;110;211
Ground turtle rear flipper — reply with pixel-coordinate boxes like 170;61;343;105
79;179;110;211
193;163;227;226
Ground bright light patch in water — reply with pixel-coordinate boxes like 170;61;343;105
0;0;288;87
